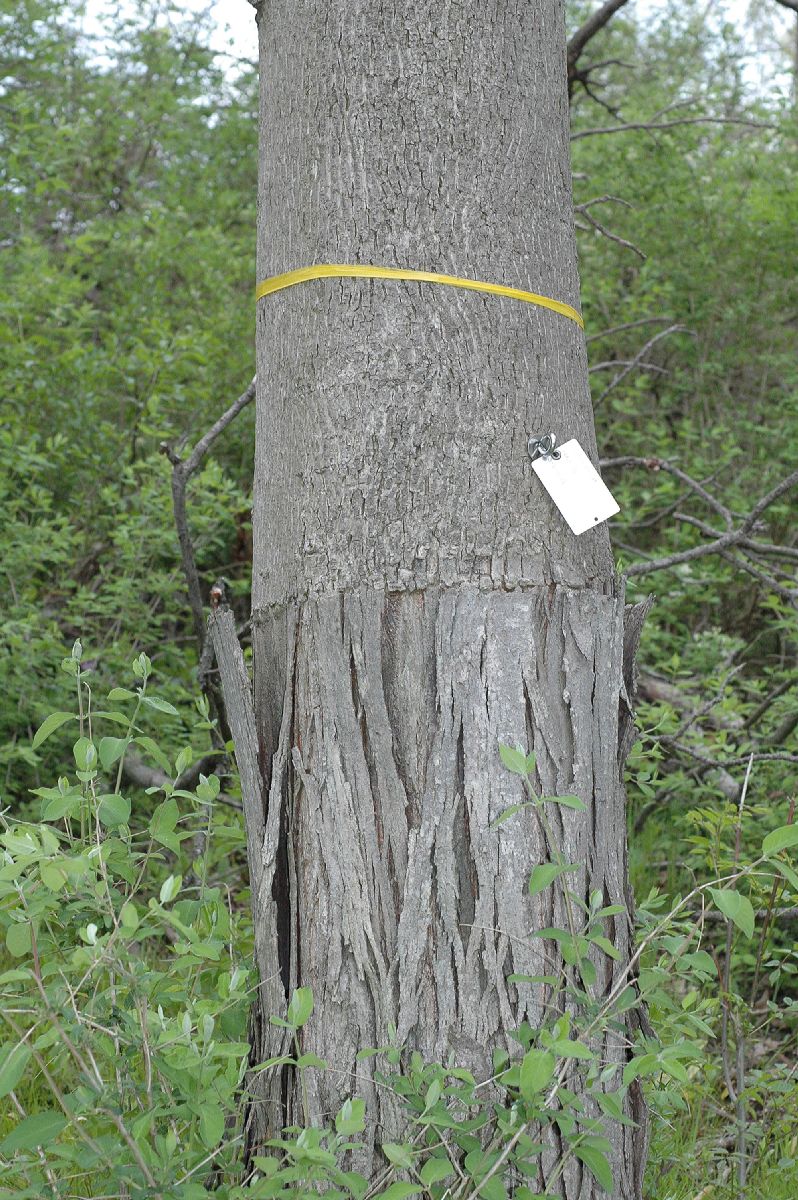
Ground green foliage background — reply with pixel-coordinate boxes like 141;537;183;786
1;1;797;1196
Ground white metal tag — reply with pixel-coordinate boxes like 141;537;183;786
531;438;620;536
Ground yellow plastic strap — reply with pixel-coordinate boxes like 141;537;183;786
255;263;584;329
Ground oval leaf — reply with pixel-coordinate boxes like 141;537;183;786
574;1145;612;1193
378;1185;422;1200
97;793;131;827
6;923;32;959
528;862;577;897
286;986;314;1028
0;1111;67;1153
383;1143;415;1170
544;794;587;812
0;1043;32;1099
763;825;798;857
72;737;96;772
336;1097;365;1135
32;712;74;750
159;874;182;905
499;744;533;777
198;1102;225;1148
519;1048;555;1101
420;1158;454;1187
143;696;180;716
99;736;128;771
709;887;755;938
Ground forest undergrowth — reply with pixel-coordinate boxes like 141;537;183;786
1;2;797;1196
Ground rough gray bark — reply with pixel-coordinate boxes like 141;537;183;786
247;1;647;1195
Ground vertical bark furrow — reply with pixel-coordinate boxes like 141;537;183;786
253;3;647;1192
252;581;637;1190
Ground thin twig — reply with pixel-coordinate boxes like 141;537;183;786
567;0;632;86
589;359;667;375
617;470;798;579
160;375;256;653
577;208;646;259
586;315;676;343
594;325;692;405
572;115;774;140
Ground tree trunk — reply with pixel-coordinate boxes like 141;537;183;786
249;1;647;1195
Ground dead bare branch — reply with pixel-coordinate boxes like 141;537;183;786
576;209;647;259
586;316;677;343
571;115;774;141
602;461;798;582
567;0;632;90
574;194;632;212
744;677;797;731
589;360;667;375
593;325;692;405
659;738;798;769
600;456;733;525
638;671;744;733
674;512;798;562
160;376;256;653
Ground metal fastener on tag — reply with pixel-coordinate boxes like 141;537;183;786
527;433;561;462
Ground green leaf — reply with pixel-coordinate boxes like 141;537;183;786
490;803;531;829
72;737;96;772
97;793;131;827
198;1102;225;1148
99;736;128;770
336;1098;366;1135
477;1178;507;1200
39;862;68;892
150;797;179;843
574;1145;613;1192
709;887;755;938
253;1054;296;1073
143;696;180;716
0;1111;67;1153
499;744;534;777
519;1048;555;1101
135;736;173;774
377;1184;422;1200
383;1143;415;1170
175;745;193;776
120;901;140;931
0;970;32;985
107;687;137;701
286;986;314;1028
772;859;798;892
0;1043;32;1099
159;874;182;904
41;793;81;822
763;825;798;857
528;862;577;897
32;712;74;750
543;794;587;812
419;1158;454;1187
6;923;32;958
547;1039;594;1061
589;935;620;961
622;1053;659;1087
423;1078;443;1112
296;1052;327;1069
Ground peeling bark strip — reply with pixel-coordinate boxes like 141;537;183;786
249;586;645;1195
251;1;647;1195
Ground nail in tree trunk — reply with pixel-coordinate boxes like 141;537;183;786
247;1;648;1195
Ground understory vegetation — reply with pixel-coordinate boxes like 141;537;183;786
1;1;797;1197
